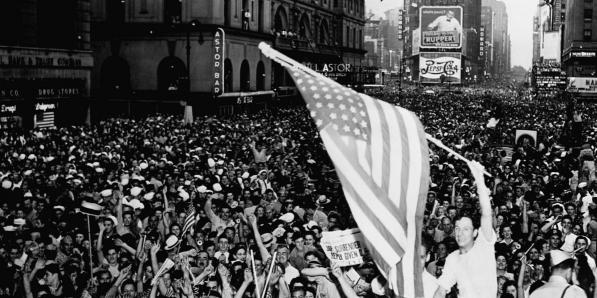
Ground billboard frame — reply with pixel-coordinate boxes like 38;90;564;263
419;6;463;49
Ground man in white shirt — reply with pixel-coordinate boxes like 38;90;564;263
427;10;462;34
434;161;497;298
529;250;586;298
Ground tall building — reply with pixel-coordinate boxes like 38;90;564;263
364;18;384;69
403;0;482;84
272;0;368;90
481;0;510;78
562;0;597;77
91;0;274;117
0;0;92;129
532;0;567;64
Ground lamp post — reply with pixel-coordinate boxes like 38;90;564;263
184;19;203;125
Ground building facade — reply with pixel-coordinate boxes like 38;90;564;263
0;0;93;129
562;0;597;77
271;0;368;92
91;0;274;117
403;0;482;84
481;0;510;78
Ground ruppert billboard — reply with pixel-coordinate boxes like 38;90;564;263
420;6;463;49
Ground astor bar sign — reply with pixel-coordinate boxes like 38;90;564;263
213;28;225;95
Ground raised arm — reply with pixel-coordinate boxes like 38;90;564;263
97;221;106;265
468;161;494;240
204;195;218;222
235;269;253;298
331;263;359;298
517;257;527;298
248;214;271;261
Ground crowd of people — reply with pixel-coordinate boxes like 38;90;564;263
0;85;596;298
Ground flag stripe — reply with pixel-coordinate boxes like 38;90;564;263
335;165;406;257
370;98;392;192
321;128;407;254
403;109;426;298
382;102;404;210
342;190;401;270
364;96;383;187
414;118;431;298
321;126;409;250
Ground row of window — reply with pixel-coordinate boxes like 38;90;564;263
100;56;266;94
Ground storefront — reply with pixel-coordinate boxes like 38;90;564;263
0;47;92;129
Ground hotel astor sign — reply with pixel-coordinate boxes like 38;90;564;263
213;28;225;95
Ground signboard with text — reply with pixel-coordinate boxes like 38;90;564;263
213;28;225;96
321;229;366;267
419;52;461;84
568;77;597;93
420;6;463;49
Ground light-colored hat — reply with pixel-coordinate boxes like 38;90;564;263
1;180;11;189
261;233;274;248
3;226;16;232
229;201;239;209
13;218;26;226
179;190;190;201
579;182;588;189
241;172;250;179
100;189;113;197
197;186;208;193
316;195;331;206
279;213;295;223
140;162;148;170
54;205;65;212
130;187;143;197
105;215;118;226
164;235;181;250
213;183;222;192
125;198;145;210
208;158;216;168
550;250;573;267
143;192;155;201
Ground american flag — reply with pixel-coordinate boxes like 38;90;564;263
284;67;430;297
181;202;196;236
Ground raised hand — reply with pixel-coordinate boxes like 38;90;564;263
243;268;253;283
331;262;342;278
150;243;160;255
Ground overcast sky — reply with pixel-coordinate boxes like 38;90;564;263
365;0;538;69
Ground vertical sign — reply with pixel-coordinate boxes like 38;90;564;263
213;28;225;95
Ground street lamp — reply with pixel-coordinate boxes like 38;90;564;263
184;19;204;125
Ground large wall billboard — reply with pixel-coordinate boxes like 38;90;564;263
420;6;463;49
568;77;597;93
419;52;461;84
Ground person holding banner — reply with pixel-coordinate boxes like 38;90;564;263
434;161;497;298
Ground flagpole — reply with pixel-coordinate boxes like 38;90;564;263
86;214;93;275
250;250;261;298
261;251;278;298
425;134;492;177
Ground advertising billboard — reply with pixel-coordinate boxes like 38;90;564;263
568;77;597;94
419;52;461;84
420;6;463;49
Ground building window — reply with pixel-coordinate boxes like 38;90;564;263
240;60;251;91
334;0;338;7
157;56;187;92
256;61;265;90
299;15;312;39
225;59;233;92
164;0;182;24
346;27;350;47
352;28;356;48
0;0;22;45
584;29;592;41
561;13;565;22
242;0;251;30
274;6;288;33
38;0;77;49
584;9;593;21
